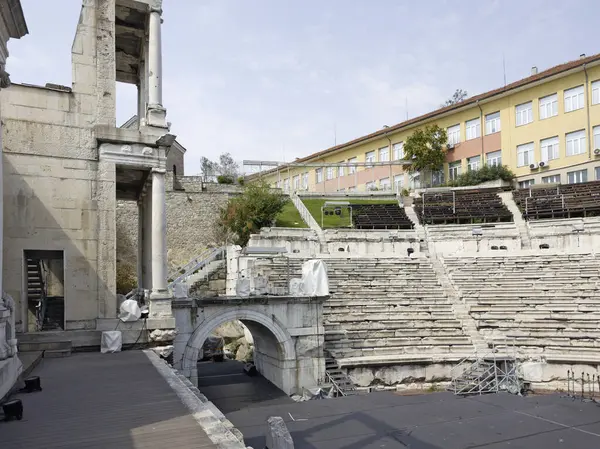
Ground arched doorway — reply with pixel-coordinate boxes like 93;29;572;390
181;308;297;394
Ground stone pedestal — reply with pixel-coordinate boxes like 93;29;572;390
171;298;194;370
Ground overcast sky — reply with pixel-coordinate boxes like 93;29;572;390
6;0;597;175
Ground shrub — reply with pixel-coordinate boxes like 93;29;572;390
217;175;235;184
237;176;245;186
116;262;137;295
445;164;515;187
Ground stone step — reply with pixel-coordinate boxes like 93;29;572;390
18;340;72;353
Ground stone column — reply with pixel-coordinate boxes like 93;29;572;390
142;187;153;292
149;168;171;317
146;6;167;128
137;200;144;289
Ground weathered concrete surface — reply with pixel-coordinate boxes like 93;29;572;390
266;416;294;449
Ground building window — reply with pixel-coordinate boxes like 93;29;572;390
449;161;461;180
596;166;600;180
447;124;460;145
485;112;501;135
394;174;404;191
348;157;357;174
366;181;376;191
365;151;375;168
393;142;404;159
542;174;561;184
517;142;535;167
467;155;481;171
302;173;309;189
315;168;323;183
348;186;357;192
338;162;345;177
564;85;584;112
539;93;558;119
465;118;481;140
276;180;282;189
326;166;335;180
518;179;535;188
293;175;300;190
379;146;389;162
593;80;600;105
593;125;600;150
567;169;588;184
566;130;586;156
379;177;390;190
516;102;533;126
540;136;559;162
486;150;502;167
432;170;444;186
283;178;290;192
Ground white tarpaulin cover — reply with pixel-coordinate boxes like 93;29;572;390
101;331;122;353
119;299;141;322
301;260;329;296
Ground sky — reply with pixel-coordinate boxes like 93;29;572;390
5;0;598;175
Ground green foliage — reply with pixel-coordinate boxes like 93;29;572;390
404;124;447;178
217;175;235;184
116;262;137;295
445;164;515;187
219;180;288;246
237;176;245;186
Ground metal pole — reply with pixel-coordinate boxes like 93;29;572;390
453;191;456;214
582;372;585;399
588;373;592;399
567;370;571;396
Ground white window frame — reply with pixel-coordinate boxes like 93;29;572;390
485;112;501;135
539;93;558;120
515;102;533;126
337;162;345;177
379;177;391;190
447;124;460;145
392;142;404;160
593;125;600;151
517;142;534;167
365;151;375;168
467;155;481;171
326;166;335;180
518;179;535;188
593;80;600;106
486;150;502;167
301;172;309;190
596;166;600;181
379;146;389;162
564;85;585;113
315;168;323;183
540;136;559;162
348;157;358;174
293;175;300;190
465;118;481;140
542;174;561;184
283;178;290;192
566;130;586;156
567;169;588;184
394;174;404;191
449;161;461;180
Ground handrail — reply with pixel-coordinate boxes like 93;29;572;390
325;371;346;397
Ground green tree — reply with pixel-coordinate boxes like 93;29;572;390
219;180;288;246
403;124;447;187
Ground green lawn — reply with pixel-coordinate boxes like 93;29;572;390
302;198;398;228
275;201;309;228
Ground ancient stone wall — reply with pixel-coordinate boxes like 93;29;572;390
116;181;241;273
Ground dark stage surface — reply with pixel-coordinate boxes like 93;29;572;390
226;390;600;448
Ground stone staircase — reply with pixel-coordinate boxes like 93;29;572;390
26;258;43;305
325;354;357;396
291;194;329;253
498;191;532;249
403;203;428;253
17;330;102;356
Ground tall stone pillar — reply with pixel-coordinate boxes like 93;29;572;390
142;186;153;292
137;200;144;289
146;6;167;128
149;168;171;317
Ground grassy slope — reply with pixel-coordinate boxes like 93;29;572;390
302;198;398;228
275;200;309;228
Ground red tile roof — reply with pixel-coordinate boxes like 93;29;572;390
250;52;600;177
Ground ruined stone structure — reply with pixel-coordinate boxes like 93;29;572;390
1;0;176;346
0;0;28;400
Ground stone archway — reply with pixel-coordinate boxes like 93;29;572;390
181;308;298;395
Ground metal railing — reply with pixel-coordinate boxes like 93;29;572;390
168;247;226;288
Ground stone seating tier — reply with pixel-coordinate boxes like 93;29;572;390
350;204;414;230
442;253;600;357
253;257;473;362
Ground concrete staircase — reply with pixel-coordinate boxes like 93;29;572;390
26;258;43;305
498;191;532;249
403;203;428;253
428;255;487;353
325;355;356;396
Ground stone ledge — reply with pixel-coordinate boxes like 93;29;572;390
194;295;329;306
337;354;471;368
143;350;248;449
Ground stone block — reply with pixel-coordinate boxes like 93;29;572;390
266;416;294;449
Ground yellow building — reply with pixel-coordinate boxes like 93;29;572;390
252;53;600;193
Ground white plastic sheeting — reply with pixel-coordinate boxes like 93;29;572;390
301;260;329;296
119;299;141;322
101;331;122;353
